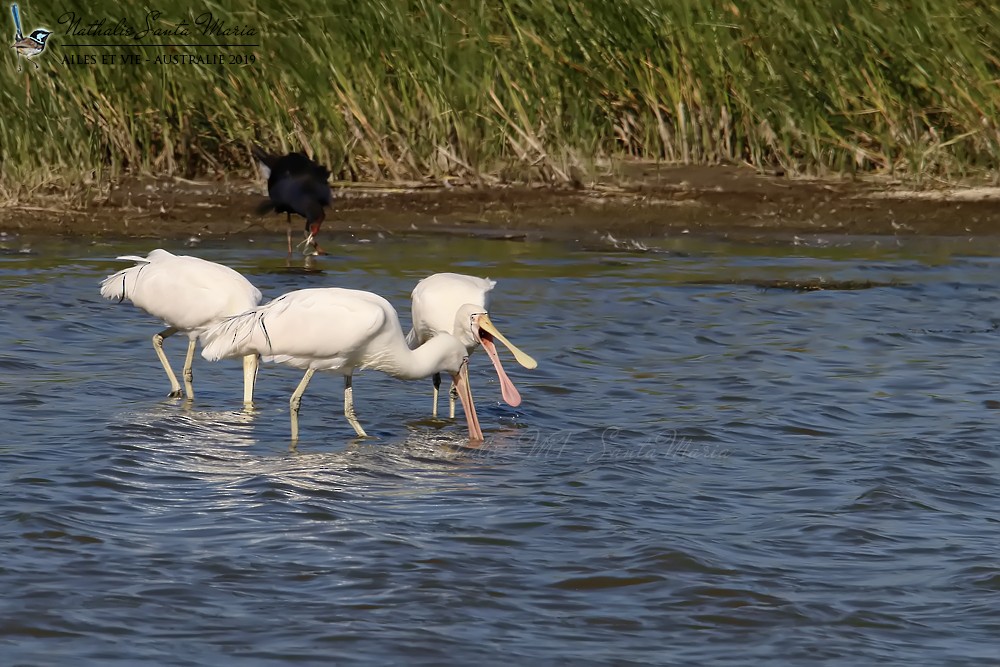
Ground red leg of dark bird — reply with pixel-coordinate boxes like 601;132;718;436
286;213;293;257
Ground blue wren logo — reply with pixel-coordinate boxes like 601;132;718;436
10;4;51;71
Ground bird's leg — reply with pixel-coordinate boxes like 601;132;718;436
289;368;316;441
286;213;293;258
152;327;182;397
242;354;259;407
181;337;197;400
449;382;459;420
344;375;368;437
298;232;321;255
432;372;441;419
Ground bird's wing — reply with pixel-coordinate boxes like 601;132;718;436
251;145;276;177
202;288;388;364
100;252;261;332
268;174;330;218
312;178;333;207
411;273;495;340
312;164;332;204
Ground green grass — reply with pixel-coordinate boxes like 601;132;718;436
2;0;1000;199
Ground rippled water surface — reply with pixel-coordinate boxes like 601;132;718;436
1;232;998;665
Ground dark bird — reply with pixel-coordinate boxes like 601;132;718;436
251;146;332;257
10;5;51;71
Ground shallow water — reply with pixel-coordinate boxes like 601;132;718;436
1;232;998;665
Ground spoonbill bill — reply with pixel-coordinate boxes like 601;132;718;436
406;272;537;418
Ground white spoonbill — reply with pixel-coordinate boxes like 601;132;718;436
406;272;537;418
200;287;485;441
99;249;263;404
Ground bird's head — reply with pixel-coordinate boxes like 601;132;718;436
454;304;537;408
29;29;52;44
304;206;325;237
301;206;326;255
455;304;537;368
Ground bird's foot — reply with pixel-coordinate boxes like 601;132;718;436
167;389;183;398
297;234;327;256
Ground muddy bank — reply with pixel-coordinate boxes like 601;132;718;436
2;164;999;241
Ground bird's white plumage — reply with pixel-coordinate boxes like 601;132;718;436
407;272;496;351
202;288;396;372
200;287;484;440
100;249;263;338
404;271;536;417
99;249;263;403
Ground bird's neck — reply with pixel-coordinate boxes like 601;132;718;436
370;334;461;380
404;324;476;355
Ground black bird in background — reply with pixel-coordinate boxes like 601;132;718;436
252;146;332;257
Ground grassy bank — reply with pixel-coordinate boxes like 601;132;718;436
2;0;999;198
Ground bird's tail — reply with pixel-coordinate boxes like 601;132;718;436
404;327;419;350
201;309;271;362
97;251;166;302
99;263;145;303
251;144;276;178
314;163;332;182
250;144;270;163
11;4;22;40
